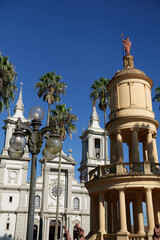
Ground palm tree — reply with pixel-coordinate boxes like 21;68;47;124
35;72;66;240
0;52;17;112
90;77;110;164
50;104;78;141
35;71;66;125
50;104;78;240
153;87;160;108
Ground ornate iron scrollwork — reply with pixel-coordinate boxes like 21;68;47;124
151;165;160;175
132;164;143;173
102;165;116;175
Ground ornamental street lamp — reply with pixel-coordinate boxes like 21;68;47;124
8;106;62;240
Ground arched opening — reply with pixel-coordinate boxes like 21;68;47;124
129;202;134;233
143;202;148;232
33;225;38;240
49;220;61;240
35;195;40;208
73;197;79;210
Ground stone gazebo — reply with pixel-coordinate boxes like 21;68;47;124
86;54;160;240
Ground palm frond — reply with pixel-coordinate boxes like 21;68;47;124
50;104;78;141
0;52;17;112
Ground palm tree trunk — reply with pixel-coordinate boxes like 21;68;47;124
47;103;51;126
54;150;62;240
39;105;50;240
104;109;107;165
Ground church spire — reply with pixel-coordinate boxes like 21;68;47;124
88;104;101;129
12;82;25;120
14;82;24;112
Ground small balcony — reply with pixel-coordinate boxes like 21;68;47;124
89;161;160;181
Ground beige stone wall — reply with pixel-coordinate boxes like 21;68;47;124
108;77;154;120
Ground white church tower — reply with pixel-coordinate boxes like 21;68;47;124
78;104;109;183
0;84;30;239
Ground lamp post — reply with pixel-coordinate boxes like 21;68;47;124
8;106;62;240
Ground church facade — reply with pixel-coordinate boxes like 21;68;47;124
0;86;108;239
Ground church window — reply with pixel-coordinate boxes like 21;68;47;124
9;196;13;203
95;138;100;158
95;138;100;148
6;223;10;230
84;140;88;158
35;195;40;208
73;197;79;210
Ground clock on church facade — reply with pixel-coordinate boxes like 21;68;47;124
49;185;63;199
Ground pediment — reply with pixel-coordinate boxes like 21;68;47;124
46;151;77;166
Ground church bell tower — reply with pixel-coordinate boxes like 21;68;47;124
0;84;30;239
79;104;109;183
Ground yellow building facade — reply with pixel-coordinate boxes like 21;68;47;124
86;54;159;240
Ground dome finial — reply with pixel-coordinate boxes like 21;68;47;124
121;34;132;55
121;34;134;68
123;55;134;68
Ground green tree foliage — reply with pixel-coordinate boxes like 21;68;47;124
90;77;110;164
90;77;110;126
153;87;160;109
35;71;67;125
0;52;17;112
50;103;78;141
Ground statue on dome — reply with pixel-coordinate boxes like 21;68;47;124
121;34;132;55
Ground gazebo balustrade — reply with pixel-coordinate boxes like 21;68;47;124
89;161;160;181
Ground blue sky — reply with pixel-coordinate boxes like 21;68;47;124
0;0;160;180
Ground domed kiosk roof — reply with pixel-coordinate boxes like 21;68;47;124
108;54;153;89
113;67;146;78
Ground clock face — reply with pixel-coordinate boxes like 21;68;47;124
9;171;17;179
50;185;63;199
96;152;100;158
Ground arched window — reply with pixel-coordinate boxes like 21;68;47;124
33;225;38;240
35;195;40;208
73;197;79;210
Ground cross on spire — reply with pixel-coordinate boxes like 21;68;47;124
20;82;23;89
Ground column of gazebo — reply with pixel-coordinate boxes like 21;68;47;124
107;200;112;233
118;189;145;234
98;191;106;236
110;128;159;165
110;135;116;164
132;199;138;233
90;191;107;236
118;189;128;233
132;192;147;234
143;139;148;162
136;192;145;234
153;191;160;223
110;131;124;164
146;130;159;163
131;128;140;162
152;133;159;163
113;199;119;233
106;189;155;235
146;130;154;162
116;131;123;163
126;200;131;233
145;188;155;233
90;193;99;233
110;128;141;164
128;142;132;164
